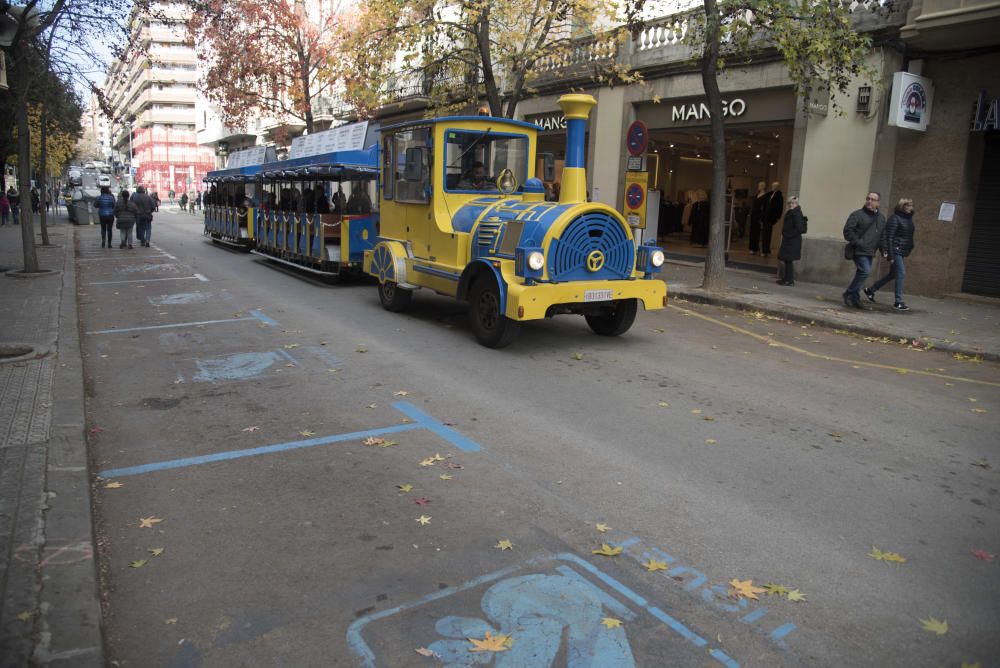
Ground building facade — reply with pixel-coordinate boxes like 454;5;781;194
102;1;214;196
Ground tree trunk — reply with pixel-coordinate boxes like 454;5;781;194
16;69;39;273
700;0;727;292
39;107;51;246
475;10;502;116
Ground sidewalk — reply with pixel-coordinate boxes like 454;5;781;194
0;214;103;667
664;259;1000;361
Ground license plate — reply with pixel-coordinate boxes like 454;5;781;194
584;289;613;302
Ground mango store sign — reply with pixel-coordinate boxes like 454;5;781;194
971;90;998;132
671;98;747;122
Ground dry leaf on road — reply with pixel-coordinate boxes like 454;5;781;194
643;559;669;572
728;579;766;601
763;584;789;597
467;631;512;653
138;517;163;528
129;559;148;568
971;549;995;562
592;543;623;557
397;484;413;493
601;617;623;629
104;482;123;489
919;617;949;635
495;539;513;551
869;546;907;564
299;430;316;437
241;426;260;433
416;515;432;525
148;548;165;557
786;589;807;602
595;523;611;533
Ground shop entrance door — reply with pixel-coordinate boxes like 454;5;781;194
962;132;1000;296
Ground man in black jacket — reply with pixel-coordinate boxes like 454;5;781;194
842;192;886;308
130;186;156;248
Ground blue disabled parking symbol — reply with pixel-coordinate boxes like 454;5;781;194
347;553;740;667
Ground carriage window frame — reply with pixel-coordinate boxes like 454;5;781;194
391;126;432;204
443;129;529;194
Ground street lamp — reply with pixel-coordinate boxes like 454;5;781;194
127;120;134;185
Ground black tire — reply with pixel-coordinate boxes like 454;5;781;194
585;298;638;336
378;280;412;312
469;278;519;348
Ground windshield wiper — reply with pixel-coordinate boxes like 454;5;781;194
449;128;493;169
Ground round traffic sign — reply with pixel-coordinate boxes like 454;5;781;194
626;120;648;157
626;183;644;209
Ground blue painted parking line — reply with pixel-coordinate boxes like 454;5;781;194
98;401;482;479
85;274;208;286
86;309;278;335
617;538;797;651
347;552;740;668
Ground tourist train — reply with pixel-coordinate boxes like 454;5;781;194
202;94;666;347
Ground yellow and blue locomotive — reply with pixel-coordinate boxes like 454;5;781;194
364;94;667;348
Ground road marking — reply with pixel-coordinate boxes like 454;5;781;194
347;552;739;668
147;292;225;306
151;245;177;260
97;401;482;478
86;309;277;335
189;350;291;383
85;274;208;286
669;304;1000;387
77;254;171;262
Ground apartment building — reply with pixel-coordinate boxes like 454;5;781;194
80;92;112;161
102;1;214;195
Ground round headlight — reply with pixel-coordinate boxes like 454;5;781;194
527;251;545;271
650;249;665;267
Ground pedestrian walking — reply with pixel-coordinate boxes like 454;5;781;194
130;185;156;247
776;196;807;286
842;191;886;308
179;192;188;212
30;186;40;214
152;191;160;212
93;186;117;248
168;189;175;205
114;189;138;249
865;198;916;311
188;192;196;213
760;181;783;258
748;181;767;255
196;192;202;210
7;187;20;223
0;193;9;225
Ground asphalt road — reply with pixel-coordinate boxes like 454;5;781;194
77;210;1000;667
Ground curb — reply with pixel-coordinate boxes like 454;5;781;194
33;225;105;667
670;287;999;362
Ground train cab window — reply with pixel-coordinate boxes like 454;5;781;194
393;127;431;204
444;131;528;193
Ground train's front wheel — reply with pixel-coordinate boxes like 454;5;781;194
585;298;638;336
378;281;412;312
469;279;519;349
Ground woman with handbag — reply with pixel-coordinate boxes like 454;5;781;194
114;189;138;249
864;198;915;311
776;196;806;286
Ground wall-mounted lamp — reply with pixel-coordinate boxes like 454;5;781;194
857;86;872;114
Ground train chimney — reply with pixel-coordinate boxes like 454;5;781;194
557;94;596;204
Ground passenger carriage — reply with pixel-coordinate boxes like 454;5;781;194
363;94;667;348
251;147;380;277
203;146;275;249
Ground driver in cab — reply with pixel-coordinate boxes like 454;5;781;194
458;161;489;190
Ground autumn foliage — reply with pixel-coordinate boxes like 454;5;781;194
189;0;343;134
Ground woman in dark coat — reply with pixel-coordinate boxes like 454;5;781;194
777;195;806;286
865;198;915;311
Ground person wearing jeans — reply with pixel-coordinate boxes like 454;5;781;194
842;192;886;308
93;186;116;248
865;198;916;311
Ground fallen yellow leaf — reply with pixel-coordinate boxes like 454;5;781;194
299;430;316;437
643;559;669;572
439;474;453;481
416;515;432;525
601;617;623;629
495;539;513;551
571;352;583;360
394;390;410;396
919;617;948;635
786;589;807;602
147;547;165;557
129;559;148;568
592;543;623;557
138;517;163;528
419;458;436;467
869;546;907;564
728;579;766;601
397;484;413;492
165;618;177;625
763;584;788;597
467;631;512;653
104;481;123;489
595;523;611;533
